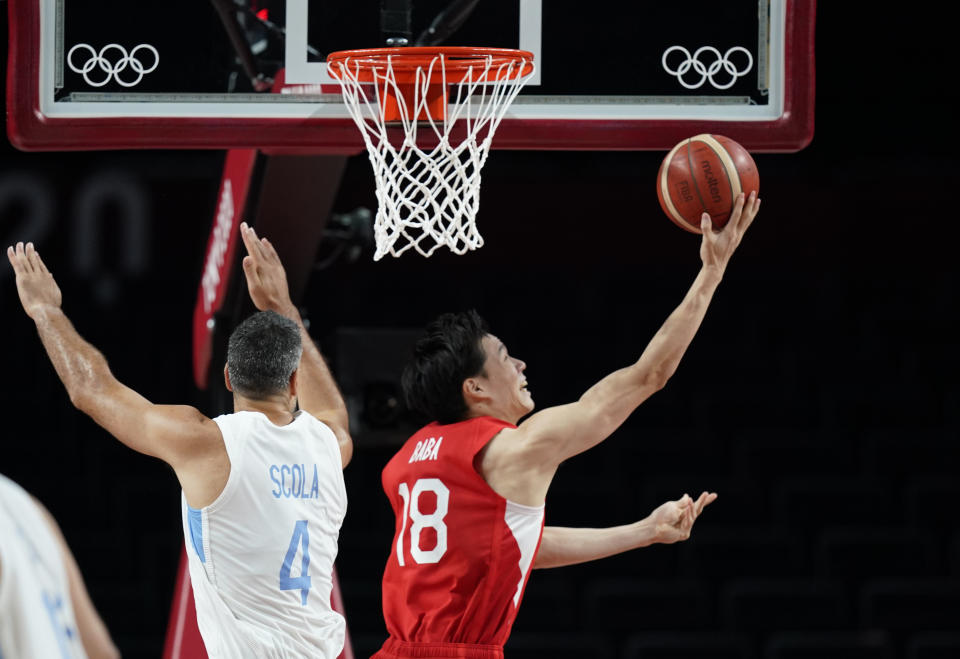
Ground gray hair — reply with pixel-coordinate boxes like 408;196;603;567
226;311;302;398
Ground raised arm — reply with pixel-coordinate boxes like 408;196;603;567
534;492;716;569
510;193;760;474
7;243;224;506
238;223;353;467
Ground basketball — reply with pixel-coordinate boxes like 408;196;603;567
656;134;759;234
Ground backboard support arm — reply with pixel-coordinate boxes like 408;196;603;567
209;0;273;91
415;0;484;46
381;0;413;46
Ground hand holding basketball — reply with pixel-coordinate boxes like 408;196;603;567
657;134;760;233
699;191;760;275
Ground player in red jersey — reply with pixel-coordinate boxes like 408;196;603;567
374;193;761;659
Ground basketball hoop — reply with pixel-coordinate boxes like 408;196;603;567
326;47;535;260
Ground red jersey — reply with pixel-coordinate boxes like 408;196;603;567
377;416;545;652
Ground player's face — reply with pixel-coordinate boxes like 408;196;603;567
477;335;534;421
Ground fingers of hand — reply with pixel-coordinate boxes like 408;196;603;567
240;222;266;260
7;245;22;272
694;491;708;511
249;228;265;258
731;191;745;219
240;222;256;255
242;255;259;278
242;256;264;291
700;213;711;233
244;224;280;267
22;242;41;274
251;230;271;261
8;242;38;277
30;243;51;276
15;242;30;271
677;506;694;535
741;192;760;232
33;248;50;274
695;491;718;516
259;236;280;263
673;494;693;524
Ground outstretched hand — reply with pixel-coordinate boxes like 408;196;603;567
649;491;717;544
239;222;293;314
7;242;62;320
699;191;761;275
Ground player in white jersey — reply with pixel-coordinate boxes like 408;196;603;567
0;473;119;659
7;222;353;658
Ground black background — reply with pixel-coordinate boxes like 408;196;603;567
3;2;959;658
59;0;764;100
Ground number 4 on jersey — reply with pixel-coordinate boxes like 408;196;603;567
396;478;450;566
279;520;311;605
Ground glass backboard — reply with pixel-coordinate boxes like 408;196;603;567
7;0;815;152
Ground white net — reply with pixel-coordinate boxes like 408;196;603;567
329;51;535;260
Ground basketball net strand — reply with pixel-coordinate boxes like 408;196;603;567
331;54;534;259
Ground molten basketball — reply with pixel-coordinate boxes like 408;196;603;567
656;134;759;234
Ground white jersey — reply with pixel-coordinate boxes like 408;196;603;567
0;474;88;659
181;410;348;658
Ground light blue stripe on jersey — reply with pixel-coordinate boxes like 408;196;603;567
187;505;206;563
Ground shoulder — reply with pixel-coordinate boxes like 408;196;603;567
295;411;340;443
185;409;228;449
0;473;23;500
0;476;41;519
291;411;353;469
25;494;60;539
460;416;517;452
476;421;558;505
211;410;253;426
410;417;513;459
296;409;346;438
149;404;223;444
477;425;523;464
385;423;439;470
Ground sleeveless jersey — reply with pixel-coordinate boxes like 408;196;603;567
0;473;88;659
181;410;347;658
378;416;545;650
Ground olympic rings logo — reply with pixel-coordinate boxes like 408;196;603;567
661;46;753;90
67;43;159;88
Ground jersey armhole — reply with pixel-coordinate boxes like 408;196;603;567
198;416;244;515
303;414;343;466
470;422;538;509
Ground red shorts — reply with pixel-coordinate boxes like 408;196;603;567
372;639;504;659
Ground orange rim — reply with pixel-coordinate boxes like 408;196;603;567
326;46;534;78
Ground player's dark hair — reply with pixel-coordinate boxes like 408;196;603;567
402;310;489;424
227;311;302;399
